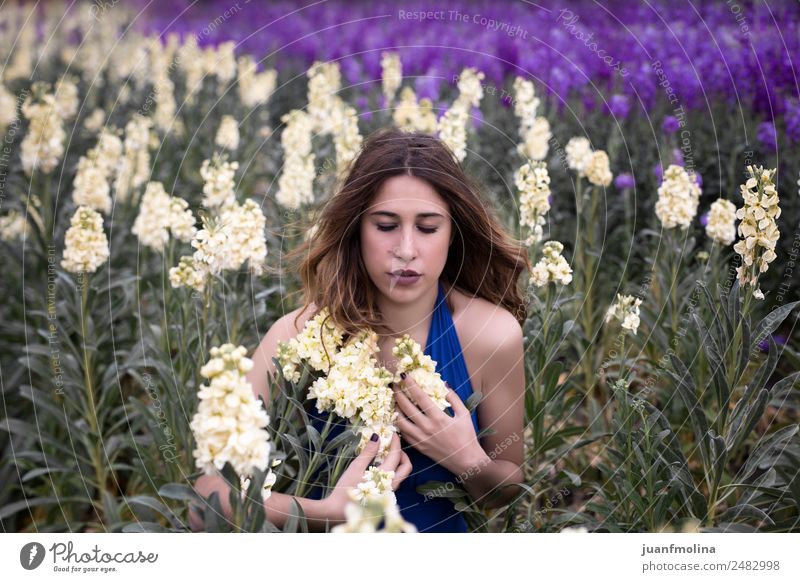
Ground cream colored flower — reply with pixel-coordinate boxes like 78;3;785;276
332;105;362;178
513;77;540;127
190;344;272;480
200;155;238;208
515;160;551;245
518;117;551;161
530;241;573;287
565;137;593;176
733;165;780;299
437;103;469;162
276;109;316;209
454;67;485;110
61;207;110;274
72;129;123;214
114;114;152;203
585;150;613;187
605;294;643;335
0;83;18;132
655;165;701;229
237;55;277;108
381;52;403;105
307;61;341;134
0;211;29;242
132;182;197;251
215;115;240;151
705;198;737;246
21;89;65;176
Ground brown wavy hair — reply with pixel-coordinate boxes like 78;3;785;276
282;127;532;338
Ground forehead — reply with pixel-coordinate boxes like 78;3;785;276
367;175;449;216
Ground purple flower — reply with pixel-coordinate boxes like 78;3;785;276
614;173;635;189
607;94;630;119
758;334;788;353
654;164;663;182
757;121;778;152
700;212;709;226
694;172;703;187
662;116;680;134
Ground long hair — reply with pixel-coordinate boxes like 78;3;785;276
283;127;531;338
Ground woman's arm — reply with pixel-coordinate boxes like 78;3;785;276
459;313;526;508
190;473;341;532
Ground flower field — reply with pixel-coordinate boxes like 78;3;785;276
0;1;798;533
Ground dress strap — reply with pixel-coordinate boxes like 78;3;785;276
424;281;479;433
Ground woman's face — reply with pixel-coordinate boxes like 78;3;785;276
359;175;453;303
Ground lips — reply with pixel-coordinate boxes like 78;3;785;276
391;269;420;277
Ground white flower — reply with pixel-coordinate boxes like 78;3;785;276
237;55;277;108
82;108;106;133
705;198;737;246
190;344;272;480
200;156;238;209
21;90;65;176
733;165;780;299
530;241;573;287
132;182;197;251
276;109;316;209
307;61;342;134
515;160;551;245
565;137;593;176
114;114;152;203
0;211;29;242
61;207;110;274
437;103;469;162
454;67;485;110
332;469;416;533
517;117;551;161
215;115;240;151
655;165;702;229
585;150;613;187
513;77;540;127
381;52;403;105
605;294;643;335
72;129;123;214
332;105;362;178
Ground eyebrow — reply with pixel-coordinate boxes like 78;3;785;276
368;211;445;218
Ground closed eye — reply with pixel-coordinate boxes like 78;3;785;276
377;224;438;234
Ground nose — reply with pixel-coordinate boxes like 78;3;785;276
393;226;417;262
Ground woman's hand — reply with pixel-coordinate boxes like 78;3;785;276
323;432;412;522
394;376;487;475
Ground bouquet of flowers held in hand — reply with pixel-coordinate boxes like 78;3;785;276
276;307;451;463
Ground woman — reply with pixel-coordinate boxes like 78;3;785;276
192;128;530;532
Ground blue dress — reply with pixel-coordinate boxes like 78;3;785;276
306;280;480;532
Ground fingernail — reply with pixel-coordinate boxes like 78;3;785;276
370;433;379;442
400;372;406;380
388;382;394;388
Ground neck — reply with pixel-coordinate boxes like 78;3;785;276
375;280;440;341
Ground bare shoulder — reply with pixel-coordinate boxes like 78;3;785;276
449;288;523;350
274;301;319;338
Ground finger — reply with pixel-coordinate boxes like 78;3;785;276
378;432;401;470
352;433;382;474
401;374;437;415
395;408;423;444
391;451;413;489
445;386;469;416
395;389;428;426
